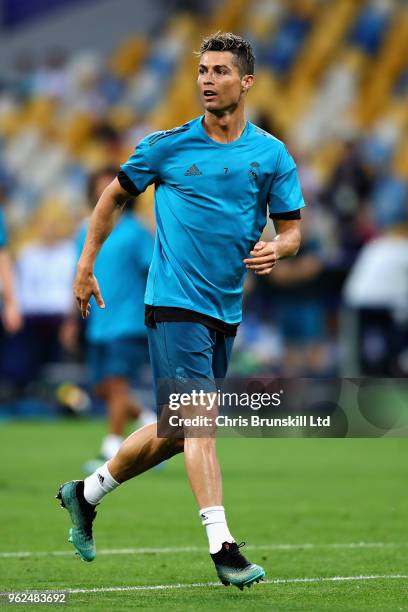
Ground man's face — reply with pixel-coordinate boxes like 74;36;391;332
197;51;252;114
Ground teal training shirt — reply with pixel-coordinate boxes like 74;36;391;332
121;116;305;324
76;211;153;342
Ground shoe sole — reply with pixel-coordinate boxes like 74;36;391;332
220;568;266;590
56;485;66;508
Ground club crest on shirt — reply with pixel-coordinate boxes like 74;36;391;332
248;161;260;181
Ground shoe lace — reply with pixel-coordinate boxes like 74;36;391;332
230;541;246;555
229;542;250;568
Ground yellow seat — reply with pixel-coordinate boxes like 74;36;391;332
109;36;148;79
354;9;408;127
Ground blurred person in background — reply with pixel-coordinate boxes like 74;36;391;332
266;146;331;377
9;204;76;386
268;209;327;376
0;199;22;337
343;198;408;376
62;167;154;471
320;139;374;267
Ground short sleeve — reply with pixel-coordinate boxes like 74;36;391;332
120;135;160;196
268;145;305;217
0;208;8;248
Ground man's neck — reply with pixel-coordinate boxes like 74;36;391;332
202;108;247;144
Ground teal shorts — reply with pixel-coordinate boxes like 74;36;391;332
147;321;234;409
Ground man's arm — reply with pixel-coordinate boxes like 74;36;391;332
243;218;301;276
0;248;22;333
74;177;130;318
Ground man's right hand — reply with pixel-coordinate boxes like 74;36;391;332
74;265;105;319
72;176;130;318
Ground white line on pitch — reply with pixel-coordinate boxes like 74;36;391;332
0;575;406;596
0;541;407;559
67;574;408;594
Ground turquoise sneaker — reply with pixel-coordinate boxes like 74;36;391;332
211;542;265;590
56;480;96;562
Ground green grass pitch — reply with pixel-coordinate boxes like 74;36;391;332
0;420;407;610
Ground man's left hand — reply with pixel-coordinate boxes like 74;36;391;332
243;241;279;275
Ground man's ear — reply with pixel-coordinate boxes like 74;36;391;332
241;74;255;92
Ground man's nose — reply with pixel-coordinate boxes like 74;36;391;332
203;73;215;84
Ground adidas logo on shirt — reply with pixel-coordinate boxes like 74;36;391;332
184;164;202;176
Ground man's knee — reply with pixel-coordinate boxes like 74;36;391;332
166;437;184;454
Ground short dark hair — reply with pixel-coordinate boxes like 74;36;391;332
197;31;255;76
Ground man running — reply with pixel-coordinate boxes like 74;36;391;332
57;31;304;590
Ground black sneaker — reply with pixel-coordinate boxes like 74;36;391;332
56;480;97;562
211;541;265;590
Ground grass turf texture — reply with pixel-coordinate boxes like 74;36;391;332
0;420;407;610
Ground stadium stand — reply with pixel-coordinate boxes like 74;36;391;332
0;0;407;411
